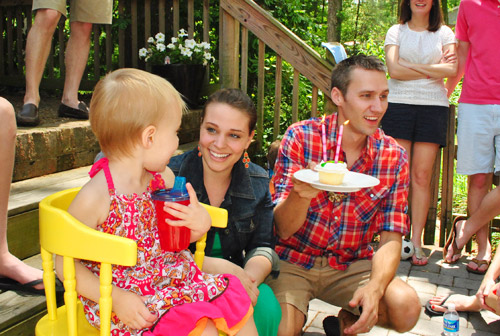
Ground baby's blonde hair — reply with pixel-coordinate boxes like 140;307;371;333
90;68;185;158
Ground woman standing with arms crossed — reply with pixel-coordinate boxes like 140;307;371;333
383;0;457;266
168;88;281;336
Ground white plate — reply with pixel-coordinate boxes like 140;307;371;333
293;169;380;192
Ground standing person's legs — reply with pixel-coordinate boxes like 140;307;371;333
18;8;62;126
408;141;440;265
466;173;492;272
456;103;497;273
0;98;43;286
446;187;500;263
60;21;92;110
57;0;113;118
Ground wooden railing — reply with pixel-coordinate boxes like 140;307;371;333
0;0;211;90
219;0;334;147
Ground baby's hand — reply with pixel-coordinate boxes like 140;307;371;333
112;289;157;330
163;183;211;241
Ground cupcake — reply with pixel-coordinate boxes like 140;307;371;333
315;161;348;185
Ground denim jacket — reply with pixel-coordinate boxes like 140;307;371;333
168;149;279;276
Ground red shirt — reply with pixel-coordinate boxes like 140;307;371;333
455;0;500;104
273;114;410;270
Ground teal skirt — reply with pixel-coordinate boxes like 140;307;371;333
212;233;281;336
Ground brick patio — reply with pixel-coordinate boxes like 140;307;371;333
303;246;500;335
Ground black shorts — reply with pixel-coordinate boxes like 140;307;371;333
381;102;449;147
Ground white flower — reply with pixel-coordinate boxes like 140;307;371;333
147;37;155;43
185;39;196;49
155;32;165;43
199;42;211;49
139;48;148;57
171;37;178;44
156;43;166;52
167;43;176;50
178;29;188;37
204;52;212;60
181;48;193;57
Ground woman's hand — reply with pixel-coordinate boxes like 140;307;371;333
441;49;457;64
112;289;157;330
163;183;211;241
234;266;260;306
476;275;498;312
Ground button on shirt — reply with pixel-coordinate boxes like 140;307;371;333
273;113;410;270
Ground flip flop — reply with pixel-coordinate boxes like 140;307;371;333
443;216;467;264
425;294;451;317
410;247;428;266
0;277;64;295
466;258;490;275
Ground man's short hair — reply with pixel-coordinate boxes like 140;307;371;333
330;54;387;96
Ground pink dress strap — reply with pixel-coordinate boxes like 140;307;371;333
89;157;115;194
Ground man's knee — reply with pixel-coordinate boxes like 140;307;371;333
69;22;93;38
383;279;420;332
33;8;61;32
469;173;492;190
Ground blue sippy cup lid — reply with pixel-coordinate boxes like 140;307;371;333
151;176;189;202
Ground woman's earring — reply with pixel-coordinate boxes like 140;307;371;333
198;145;202;157
242;150;250;168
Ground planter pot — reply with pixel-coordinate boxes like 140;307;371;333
152;64;205;108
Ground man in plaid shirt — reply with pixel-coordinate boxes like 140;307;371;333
266;55;420;336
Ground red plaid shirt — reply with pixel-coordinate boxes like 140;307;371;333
273;113;409;270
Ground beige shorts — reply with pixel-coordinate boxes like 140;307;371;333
33;0;113;24
265;257;371;317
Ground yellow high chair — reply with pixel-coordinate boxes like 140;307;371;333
35;187;228;336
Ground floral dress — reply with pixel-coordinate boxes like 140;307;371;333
80;158;252;336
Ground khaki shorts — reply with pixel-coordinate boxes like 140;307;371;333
265;257;371;317
33;0;113;24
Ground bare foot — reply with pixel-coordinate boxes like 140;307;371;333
428;294;480;314
0;252;43;289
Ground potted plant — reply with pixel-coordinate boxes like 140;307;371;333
139;29;214;107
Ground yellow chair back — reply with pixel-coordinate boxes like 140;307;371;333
35;187;228;336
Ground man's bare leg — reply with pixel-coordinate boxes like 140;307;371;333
276;303;305;336
23;9;61;107
466;173;492;272
61;21;92;109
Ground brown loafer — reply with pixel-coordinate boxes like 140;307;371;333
58;101;89;119
16;103;40;126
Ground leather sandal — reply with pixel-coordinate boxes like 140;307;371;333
443;216;467;264
466;258;490;275
16;103;40;126
58;101;89;119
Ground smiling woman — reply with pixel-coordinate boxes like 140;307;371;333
382;0;457;267
168;88;281;336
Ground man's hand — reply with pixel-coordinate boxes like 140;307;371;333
112;289;157;330
291;162;321;199
344;282;383;334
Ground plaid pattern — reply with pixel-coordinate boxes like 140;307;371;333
273;113;410;270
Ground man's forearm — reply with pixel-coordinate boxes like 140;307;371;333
369;232;402;295
274;189;312;239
